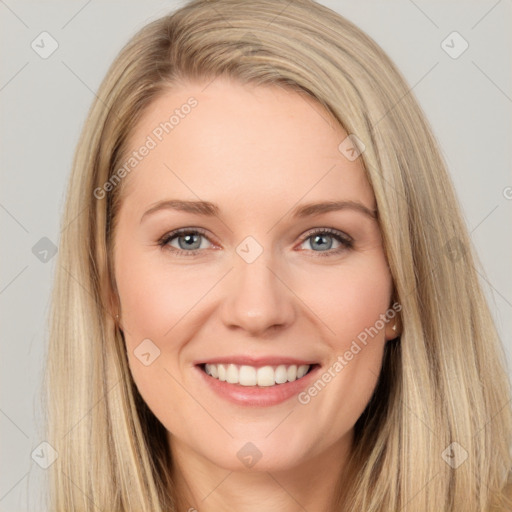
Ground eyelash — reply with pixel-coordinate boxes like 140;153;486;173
157;227;354;258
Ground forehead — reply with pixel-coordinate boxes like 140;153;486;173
119;77;375;215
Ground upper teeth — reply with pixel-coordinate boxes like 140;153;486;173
204;363;310;387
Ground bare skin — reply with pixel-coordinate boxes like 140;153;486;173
113;76;396;511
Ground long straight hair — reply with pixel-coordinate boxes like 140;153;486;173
43;0;512;510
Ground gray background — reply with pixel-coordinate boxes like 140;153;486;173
1;1;511;510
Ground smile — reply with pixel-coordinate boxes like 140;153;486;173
203;363;312;387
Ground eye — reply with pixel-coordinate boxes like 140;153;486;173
298;228;353;257
158;228;214;256
158;227;353;257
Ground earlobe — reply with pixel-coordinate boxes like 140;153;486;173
115;312;124;333
105;284;123;332
385;297;401;340
386;317;401;340
386;288;401;340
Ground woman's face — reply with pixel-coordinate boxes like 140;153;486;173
113;77;395;473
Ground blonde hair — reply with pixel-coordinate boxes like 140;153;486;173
43;0;512;510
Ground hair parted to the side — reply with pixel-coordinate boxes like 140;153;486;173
42;0;512;510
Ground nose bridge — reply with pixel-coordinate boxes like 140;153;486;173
220;243;296;335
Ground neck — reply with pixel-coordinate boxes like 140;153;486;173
168;431;354;512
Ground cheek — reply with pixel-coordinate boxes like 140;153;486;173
115;255;195;425
303;258;393;347
115;251;203;342
294;258;392;427
114;250;217;419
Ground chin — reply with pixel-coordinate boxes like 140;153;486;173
193;433;316;473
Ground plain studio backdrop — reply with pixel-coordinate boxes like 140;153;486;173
1;1;511;510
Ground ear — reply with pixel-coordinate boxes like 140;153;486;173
109;288;122;329
384;289;401;341
384;315;400;341
103;267;122;329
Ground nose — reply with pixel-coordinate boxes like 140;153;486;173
219;252;297;337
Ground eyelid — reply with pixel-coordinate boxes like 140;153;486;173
299;227;353;244
158;226;209;242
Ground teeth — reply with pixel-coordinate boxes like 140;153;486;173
203;363;311;386
239;365;257;386
275;365;288;384
226;364;238;384
297;365;308;378
287;365;297;381
257;366;274;387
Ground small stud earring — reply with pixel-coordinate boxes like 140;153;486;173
392;323;397;332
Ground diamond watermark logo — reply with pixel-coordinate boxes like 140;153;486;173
31;441;58;469
32;237;58;263
237;442;262;468
237;32;263;57
236;236;263;264
441;441;468;469
31;31;59;59
441;31;469;59
444;236;466;263
134;338;161;366
338;134;365;161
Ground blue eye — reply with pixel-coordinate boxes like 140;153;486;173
299;228;353;257
158;228;212;255
158;227;353;257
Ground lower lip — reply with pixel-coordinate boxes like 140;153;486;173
195;365;321;407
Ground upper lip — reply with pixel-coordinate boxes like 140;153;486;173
194;356;319;367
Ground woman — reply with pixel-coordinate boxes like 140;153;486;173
43;0;512;510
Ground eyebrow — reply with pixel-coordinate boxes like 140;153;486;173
141;199;377;222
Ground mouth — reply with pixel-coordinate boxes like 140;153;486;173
195;359;321;407
200;362;316;387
